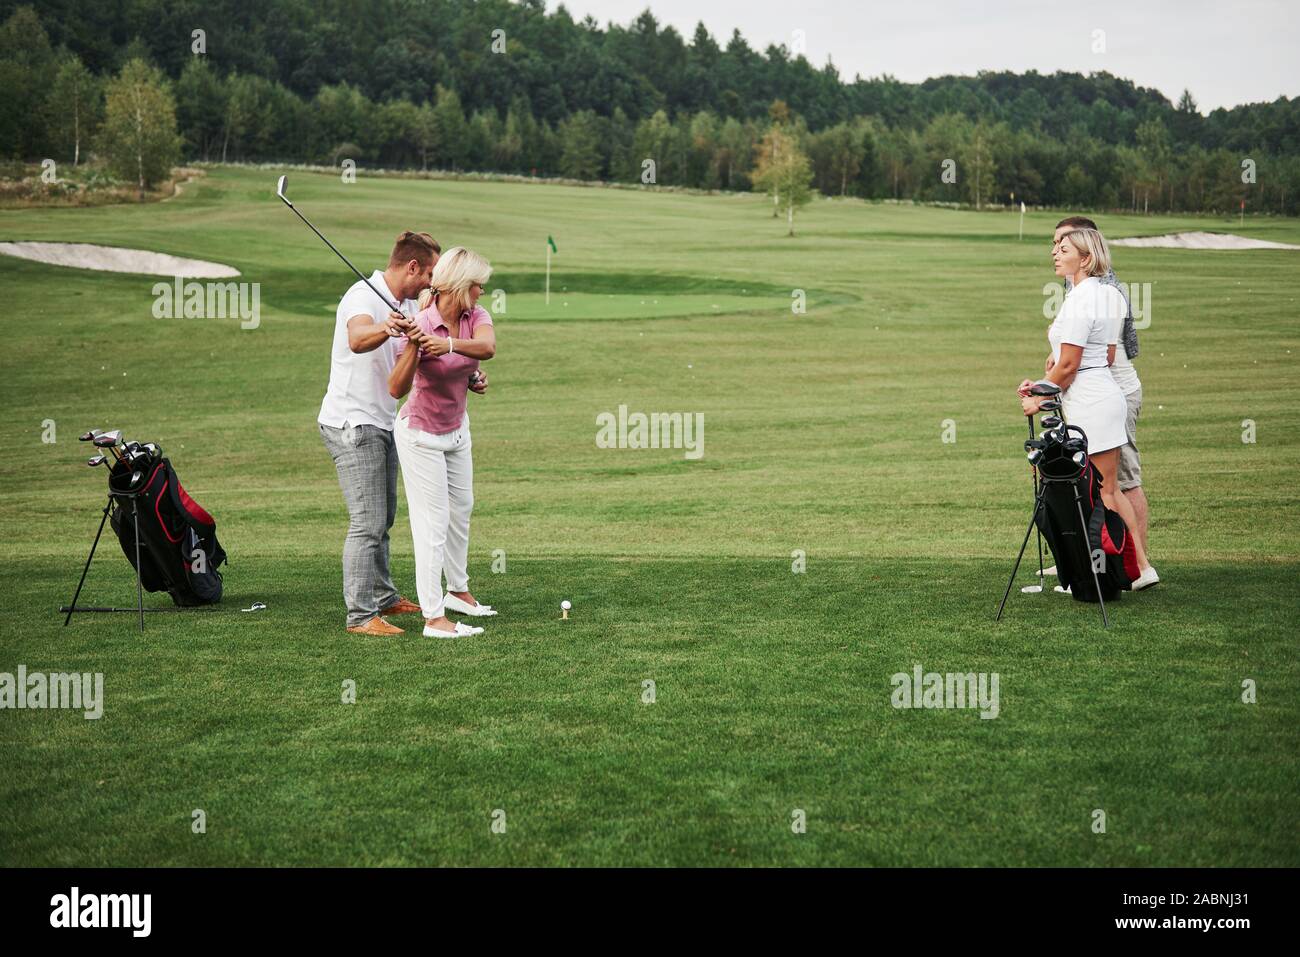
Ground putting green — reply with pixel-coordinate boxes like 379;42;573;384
499;290;783;321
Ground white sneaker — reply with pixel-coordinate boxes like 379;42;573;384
424;620;484;639
1053;584;1071;594
1131;566;1160;591
1042;565;1057;577
443;593;497;617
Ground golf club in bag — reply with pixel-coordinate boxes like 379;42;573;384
996;382;1140;626
64;431;226;631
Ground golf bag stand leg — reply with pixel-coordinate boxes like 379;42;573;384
1072;494;1109;628
996;489;1046;621
133;498;145;632
64;498;112;627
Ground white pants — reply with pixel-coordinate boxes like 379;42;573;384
394;413;473;619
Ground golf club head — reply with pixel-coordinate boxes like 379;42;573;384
86;454;107;467
1038;399;1061;412
1029;380;1061;397
128;470;144;490
1026;448;1043;465
276;175;292;206
93;429;122;449
1041;415;1062;429
78;429;102;442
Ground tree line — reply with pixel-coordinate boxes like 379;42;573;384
3;1;1298;215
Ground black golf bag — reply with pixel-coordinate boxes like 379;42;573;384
1034;430;1140;603
109;457;226;606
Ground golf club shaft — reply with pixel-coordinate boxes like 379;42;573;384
276;189;402;314
1026;413;1044;578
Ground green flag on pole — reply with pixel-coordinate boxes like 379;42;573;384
545;235;556;304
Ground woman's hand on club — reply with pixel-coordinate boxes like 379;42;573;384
1021;396;1041;416
469;371;488;394
1017;378;1034;397
423;336;451;357
405;328;431;355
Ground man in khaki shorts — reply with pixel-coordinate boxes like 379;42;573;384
1053;215;1150;560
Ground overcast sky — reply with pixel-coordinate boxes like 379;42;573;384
557;0;1299;111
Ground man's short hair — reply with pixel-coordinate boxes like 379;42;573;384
1055;215;1098;232
389;231;441;269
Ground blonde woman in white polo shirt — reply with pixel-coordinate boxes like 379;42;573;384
1018;227;1159;590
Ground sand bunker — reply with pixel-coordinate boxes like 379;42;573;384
0;241;240;277
1110;231;1300;250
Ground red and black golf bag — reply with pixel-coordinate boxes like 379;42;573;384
109;456;226;606
1035;438;1140;603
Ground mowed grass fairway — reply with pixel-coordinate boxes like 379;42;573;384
1;167;1297;866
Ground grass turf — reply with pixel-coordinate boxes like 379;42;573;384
0;167;1297;866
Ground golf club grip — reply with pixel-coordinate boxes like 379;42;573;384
282;199;402;314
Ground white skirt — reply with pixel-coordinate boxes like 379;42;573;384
1061;369;1128;453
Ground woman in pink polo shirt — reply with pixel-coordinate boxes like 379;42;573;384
389;246;498;638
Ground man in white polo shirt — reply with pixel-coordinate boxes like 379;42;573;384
319;231;440;635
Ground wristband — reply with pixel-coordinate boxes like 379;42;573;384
447;338;455;355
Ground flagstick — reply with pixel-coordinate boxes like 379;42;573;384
546;243;551;305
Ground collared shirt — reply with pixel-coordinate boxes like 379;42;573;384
396;303;494;435
318;271;418;430
1065;268;1140;360
1052;277;1127;371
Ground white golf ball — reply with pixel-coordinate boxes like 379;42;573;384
560;600;571;610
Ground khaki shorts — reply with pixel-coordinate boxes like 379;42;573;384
1117;387;1142;490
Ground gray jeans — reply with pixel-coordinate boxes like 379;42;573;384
320;423;401;626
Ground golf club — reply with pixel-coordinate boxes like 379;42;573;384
1022;411;1046;593
275;175;405;315
86;454;108;469
93;429;126;465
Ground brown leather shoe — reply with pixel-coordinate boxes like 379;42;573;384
347;616;404;636
381;597;422;615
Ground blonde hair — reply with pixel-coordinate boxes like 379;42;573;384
1060;227;1111;278
419;246;492;312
